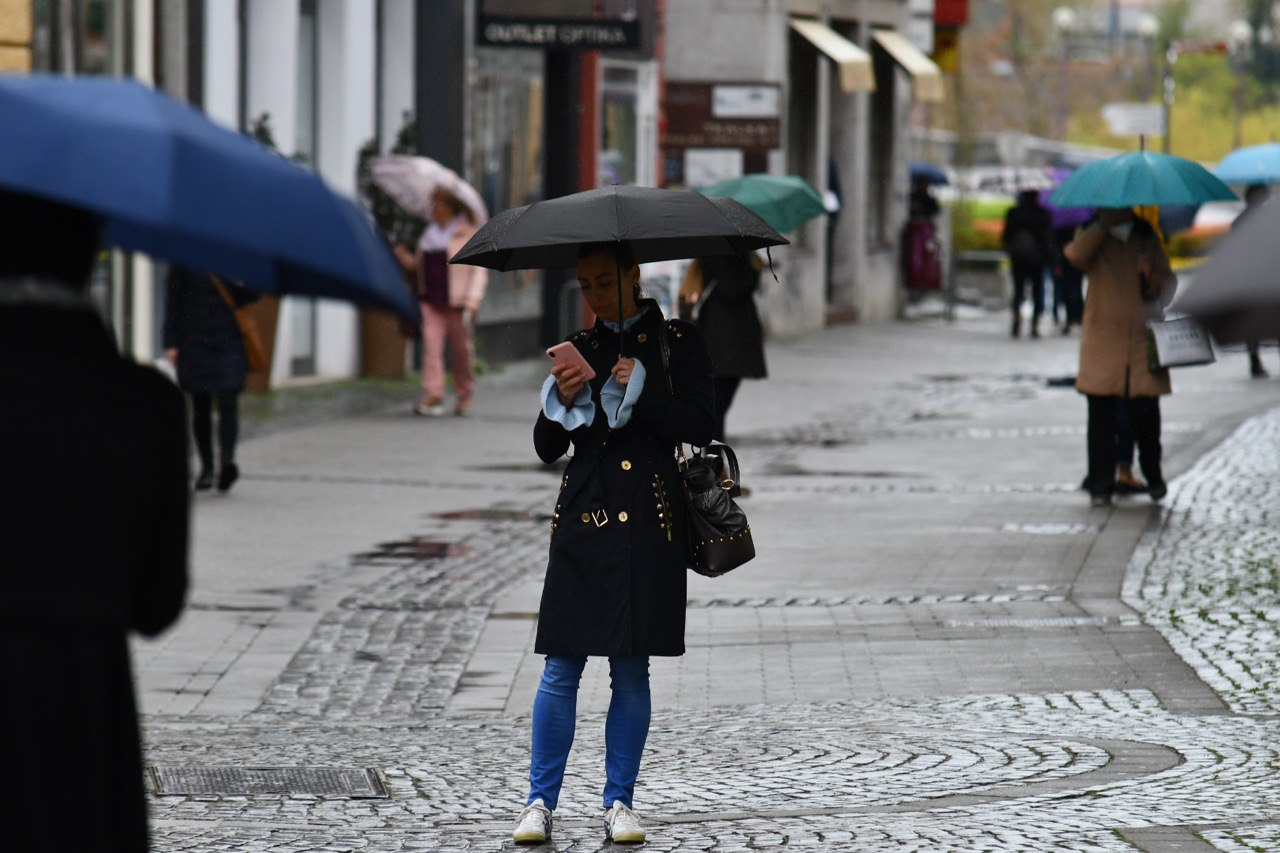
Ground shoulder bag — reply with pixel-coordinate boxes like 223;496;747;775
657;319;755;577
211;274;270;371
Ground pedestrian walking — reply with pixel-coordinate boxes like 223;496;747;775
163;265;259;492
394;188;488;416
1051;223;1085;334
1002;189;1056;338
1235;184;1277;378
679;252;768;441
0;189;189;850
513;241;715;845
1065;207;1176;507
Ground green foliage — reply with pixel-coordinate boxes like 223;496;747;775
356;112;427;247
949;199;1012;252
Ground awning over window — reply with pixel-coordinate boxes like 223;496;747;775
789;18;875;94
871;29;946;103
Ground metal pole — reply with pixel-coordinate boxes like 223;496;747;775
1162;47;1176;154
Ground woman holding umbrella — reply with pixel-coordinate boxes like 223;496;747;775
1065;208;1176;507
393;188;488;416
513;241;715;845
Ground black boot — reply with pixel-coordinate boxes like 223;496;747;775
1251;353;1270;378
1011;315;1021;338
195;465;214;491
217;461;239;493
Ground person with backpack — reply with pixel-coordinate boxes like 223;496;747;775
1002;189;1056;338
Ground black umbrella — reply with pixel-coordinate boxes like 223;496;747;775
1174;199;1280;343
449;185;788;351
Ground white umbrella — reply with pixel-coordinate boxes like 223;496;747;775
369;155;489;225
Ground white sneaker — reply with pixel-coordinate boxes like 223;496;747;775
513;798;552;844
604;800;646;843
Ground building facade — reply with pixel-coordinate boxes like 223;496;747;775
664;0;943;332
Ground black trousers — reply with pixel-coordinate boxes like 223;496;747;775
191;391;240;468
712;376;741;442
1086;395;1163;497
1052;264;1084;327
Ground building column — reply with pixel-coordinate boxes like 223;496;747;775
0;0;33;70
379;0;416;148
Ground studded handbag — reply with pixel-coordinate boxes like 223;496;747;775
657;320;755;577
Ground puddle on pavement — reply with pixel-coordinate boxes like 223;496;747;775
761;461;920;479
466;460;567;474
433;507;550;522
353;538;473;561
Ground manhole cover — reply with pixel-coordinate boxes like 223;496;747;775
434;508;544;522
148;766;388;798
354;538;471;560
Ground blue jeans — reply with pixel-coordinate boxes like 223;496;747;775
527;655;651;810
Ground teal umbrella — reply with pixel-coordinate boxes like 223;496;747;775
1049;151;1235;208
1215;143;1280;184
697;174;827;233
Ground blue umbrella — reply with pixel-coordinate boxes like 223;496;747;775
909;161;949;186
1215;143;1280;185
1050;151;1236;208
0;75;415;319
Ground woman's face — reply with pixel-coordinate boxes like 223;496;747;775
430;195;455;226
576;250;639;320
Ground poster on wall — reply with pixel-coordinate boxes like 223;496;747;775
684;148;744;188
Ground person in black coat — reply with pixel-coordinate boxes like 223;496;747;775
512;241;714;845
1002;189;1055;338
163;265;258;491
681;252;768;440
0;189;189;851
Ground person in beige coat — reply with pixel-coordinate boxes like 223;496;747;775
1064;207;1175;507
395;188;488;416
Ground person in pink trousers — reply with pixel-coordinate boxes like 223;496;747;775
395;188;488;416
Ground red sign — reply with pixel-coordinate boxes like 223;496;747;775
935;0;969;27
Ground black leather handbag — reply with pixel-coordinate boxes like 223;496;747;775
658;321;755;578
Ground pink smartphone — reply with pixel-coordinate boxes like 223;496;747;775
545;342;597;380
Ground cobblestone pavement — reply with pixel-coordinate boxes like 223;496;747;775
148;690;1280;850
136;314;1280;851
1124;407;1280;716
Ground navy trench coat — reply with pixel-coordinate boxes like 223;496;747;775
533;302;715;657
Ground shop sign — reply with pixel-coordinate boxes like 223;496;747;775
477;17;640;49
665;81;780;149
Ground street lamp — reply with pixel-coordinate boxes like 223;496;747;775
1229;19;1253;149
1052;7;1077;140
1137;13;1159;102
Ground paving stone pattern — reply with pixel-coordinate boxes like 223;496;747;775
148;690;1280;850
139;334;1280;851
1124;409;1280;715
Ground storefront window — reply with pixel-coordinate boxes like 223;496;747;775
601;64;638;186
467;47;545;323
31;0;117;74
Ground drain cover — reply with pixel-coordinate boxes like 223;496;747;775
149;766;388;798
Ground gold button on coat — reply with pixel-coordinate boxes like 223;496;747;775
581;513;591;523
636;333;648;343
621;460;632;471
618;511;629;522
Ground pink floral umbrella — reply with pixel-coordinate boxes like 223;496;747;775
369;155;488;225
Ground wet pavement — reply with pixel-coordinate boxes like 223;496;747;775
133;309;1280;850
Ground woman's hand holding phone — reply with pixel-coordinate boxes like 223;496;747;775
546;342;596;407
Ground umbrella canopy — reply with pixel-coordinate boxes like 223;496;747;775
0;75;415;319
451;185;788;271
1174;199;1280;343
1215;143;1280;185
1037;169;1093;230
369;154;488;225
1050;151;1236;208
909;161;950;186
696;174;826;234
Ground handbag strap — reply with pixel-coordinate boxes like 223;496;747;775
210;274;238;311
658;315;675;396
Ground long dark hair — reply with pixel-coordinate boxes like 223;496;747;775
577;240;643;302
